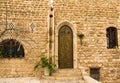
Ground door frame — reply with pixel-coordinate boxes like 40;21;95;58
55;20;77;69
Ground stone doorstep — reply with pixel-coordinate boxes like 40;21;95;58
0;69;85;83
42;69;85;81
54;69;81;73
0;78;85;83
52;69;82;77
40;79;85;83
52;73;82;77
53;69;82;77
42;75;82;80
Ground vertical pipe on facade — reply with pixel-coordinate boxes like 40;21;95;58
49;0;55;63
52;0;55;64
5;0;8;29
49;15;52;56
49;0;53;58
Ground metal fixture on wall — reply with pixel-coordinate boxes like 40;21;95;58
30;23;35;33
77;33;84;45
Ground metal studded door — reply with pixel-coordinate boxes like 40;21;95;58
58;25;73;69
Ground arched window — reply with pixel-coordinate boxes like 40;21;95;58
106;27;118;48
0;39;24;58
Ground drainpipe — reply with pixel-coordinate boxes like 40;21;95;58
5;0;8;30
49;0;54;62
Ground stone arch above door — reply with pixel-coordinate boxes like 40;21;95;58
55;21;77;69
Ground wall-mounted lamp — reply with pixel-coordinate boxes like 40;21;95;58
77;33;85;45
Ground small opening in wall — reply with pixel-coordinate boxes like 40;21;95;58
90;67;100;81
51;7;53;11
50;14;53;18
106;27;118;49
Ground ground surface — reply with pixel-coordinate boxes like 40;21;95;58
0;77;84;83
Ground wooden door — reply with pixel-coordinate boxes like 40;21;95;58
58;25;73;69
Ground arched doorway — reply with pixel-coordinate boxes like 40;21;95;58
58;25;73;69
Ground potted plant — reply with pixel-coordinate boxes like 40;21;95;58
34;55;56;76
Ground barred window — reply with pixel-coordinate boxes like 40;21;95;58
106;27;118;48
0;39;24;58
90;68;100;81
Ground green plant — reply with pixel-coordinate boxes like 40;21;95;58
34;55;56;75
48;56;56;75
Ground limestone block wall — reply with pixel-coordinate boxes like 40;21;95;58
54;0;120;83
0;0;120;83
0;0;49;78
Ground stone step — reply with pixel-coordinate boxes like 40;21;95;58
54;69;81;73
52;69;82;76
0;77;85;83
42;75;83;80
52;73;82;77
42;69;84;82
41;79;85;83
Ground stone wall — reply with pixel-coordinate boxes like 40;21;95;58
0;0;49;78
54;0;120;83
0;0;120;83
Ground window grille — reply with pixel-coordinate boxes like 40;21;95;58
0;39;24;58
106;27;118;48
90;68;100;81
